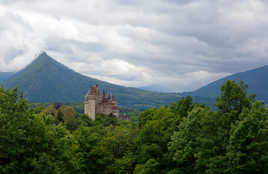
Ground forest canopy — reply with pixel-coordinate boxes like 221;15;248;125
0;80;267;174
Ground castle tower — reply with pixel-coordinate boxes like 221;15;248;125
84;85;119;120
84;85;99;120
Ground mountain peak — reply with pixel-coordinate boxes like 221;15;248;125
3;53;179;108
36;51;52;61
40;51;48;56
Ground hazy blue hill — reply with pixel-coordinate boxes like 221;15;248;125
0;72;14;82
140;84;175;93
4;52;179;109
190;65;268;103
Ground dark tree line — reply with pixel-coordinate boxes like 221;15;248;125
0;80;267;174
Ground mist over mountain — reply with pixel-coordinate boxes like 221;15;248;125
140;84;176;93
3;52;179;109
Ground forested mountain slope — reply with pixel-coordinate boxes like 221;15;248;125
189;65;268;103
4;52;179;109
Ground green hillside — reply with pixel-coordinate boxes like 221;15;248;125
4;52;179;109
189;65;268;103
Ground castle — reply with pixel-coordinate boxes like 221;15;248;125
84;85;119;120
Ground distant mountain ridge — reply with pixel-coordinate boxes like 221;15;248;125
188;65;268;103
3;52;179;109
4;52;267;108
0;72;14;82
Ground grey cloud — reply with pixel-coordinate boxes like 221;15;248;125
46;38;107;54
4;48;24;64
1;0;268;91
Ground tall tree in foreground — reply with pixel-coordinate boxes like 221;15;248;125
215;80;256;114
226;101;268;174
168;80;268;174
0;88;75;174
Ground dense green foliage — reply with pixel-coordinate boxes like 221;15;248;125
0;80;267;173
3;52;179;109
30;102;141;121
190;65;268;103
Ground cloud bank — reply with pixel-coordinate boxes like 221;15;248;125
0;0;268;92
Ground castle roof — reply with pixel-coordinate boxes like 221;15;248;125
85;85;117;104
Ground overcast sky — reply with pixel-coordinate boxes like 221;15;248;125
0;0;268;92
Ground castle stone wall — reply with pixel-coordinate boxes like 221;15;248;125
85;100;96;120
